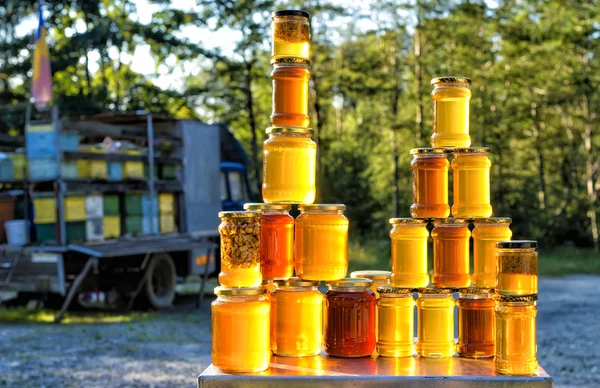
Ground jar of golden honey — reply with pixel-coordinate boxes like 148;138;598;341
262;280;276;302
350;270;391;298
431;218;471;288
295;204;348;281
472;218;512;288
495;294;538;375
430;76;472;149
271;278;323;357
496;240;538;295
416;288;456;358
271;58;310;128
324;278;376;357
451;147;492;219
271;10;310;60
389;218;430;289
218;211;261;287
377;286;415;358
457;288;495;358
244;203;294;280
212;287;270;372
410;148;450;219
262;127;316;204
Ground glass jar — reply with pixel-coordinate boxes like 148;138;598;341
416;288;455;358
389;218;430;289
244;203;294;280
410;148;450;219
295;204;348;281
496;240;538;295
430;76;472;148
324;278;376;357
218;211;261;287
495;294;538;375
271;278;323;357
271;59;310;128
262;280;277;302
377;286;415;358
472;218;512;288
350;270;391;298
431;218;471;288
262;127;316;204
451;147;492;219
457;288;495;358
211;287;270;372
271;10;310;60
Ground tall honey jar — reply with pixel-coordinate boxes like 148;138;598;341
262;127;316;204
430;76;472;148
350;270;391;298
377;286;415;358
416;288;456;358
271;58;310;128
495;294;538;375
244;203;294;280
457;288;495;358
451;147;492;219
271;278;323;357
211;287;270;372
389;218;430;289
218;211;261;287
271;10;310;60
496;240;538;295
431;218;471;288
295;204;348;281
472;218;512;288
410;148;450;219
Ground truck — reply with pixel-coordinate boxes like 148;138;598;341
0;110;253;320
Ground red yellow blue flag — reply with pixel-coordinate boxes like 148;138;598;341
32;1;52;110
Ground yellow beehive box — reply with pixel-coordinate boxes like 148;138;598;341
159;213;176;234
123;149;143;179
8;153;27;180
103;215;121;239
33;196;56;223
78;145;108;179
65;196;87;222
158;193;175;213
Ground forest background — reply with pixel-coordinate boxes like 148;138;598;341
1;0;599;272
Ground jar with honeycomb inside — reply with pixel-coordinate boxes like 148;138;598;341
389;218;430;289
495;294;538;375
218;211;261;288
472;218;512;288
271;10;310;61
212;287;270;372
451;147;492;219
350;270;391;298
416;288;456;358
496;240;538;296
262;127;316;204
295;204;348;281
431;218;471;288
271;278;323;357
377;286;415;358
457;288;495;358
271;58;310;128
430;76;472;148
244;203;294;280
410;148;450;219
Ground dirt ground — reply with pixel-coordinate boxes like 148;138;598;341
0;275;598;388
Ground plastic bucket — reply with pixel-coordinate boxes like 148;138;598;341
5;220;29;246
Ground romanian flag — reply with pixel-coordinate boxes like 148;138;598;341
32;2;52;110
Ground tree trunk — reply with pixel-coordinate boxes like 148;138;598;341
583;94;598;251
244;60;261;196
414;1;424;144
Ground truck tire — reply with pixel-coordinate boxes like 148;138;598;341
143;253;176;309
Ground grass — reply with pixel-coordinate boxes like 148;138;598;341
0;307;154;324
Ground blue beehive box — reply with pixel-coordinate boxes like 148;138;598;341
26;131;57;159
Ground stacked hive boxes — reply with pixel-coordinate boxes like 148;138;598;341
158;193;176;234
85;194;104;241
103;195;121;239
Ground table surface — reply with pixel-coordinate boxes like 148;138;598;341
198;353;553;388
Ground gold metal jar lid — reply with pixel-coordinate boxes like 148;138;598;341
496;240;538;249
215;286;267;296
350;270;391;281
275;277;319;288
377;286;413;295
266;126;313;135
271;57;311;66
243;203;292;211
458;287;493;294
434;217;468;225
494;294;538;302
418;287;454;294
473;217;512;224
410;147;451;155
298;204;345;211
452;147;491;154
431;76;471;85
272;9;310;19
327;278;373;288
389;218;427;225
218;211;260;219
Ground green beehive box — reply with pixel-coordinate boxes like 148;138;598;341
103;195;120;216
162;165;177;180
35;222;87;244
66;221;86;243
35;223;57;244
125;194;143;215
125;215;143;235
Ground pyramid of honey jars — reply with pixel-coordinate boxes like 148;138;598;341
211;9;539;377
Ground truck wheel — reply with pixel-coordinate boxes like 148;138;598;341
143;253;176;309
